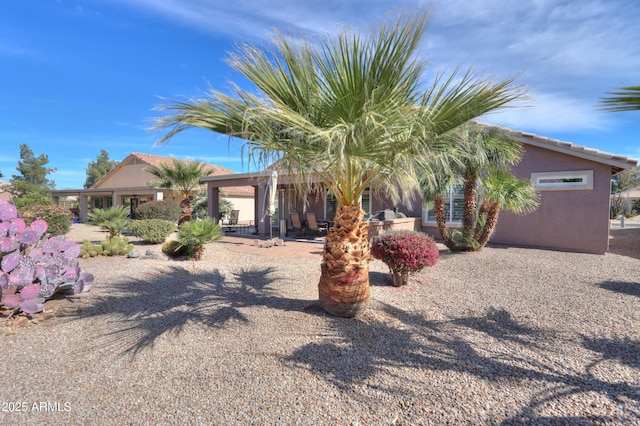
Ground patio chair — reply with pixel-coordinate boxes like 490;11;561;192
224;210;240;232
306;212;328;237
289;212;305;237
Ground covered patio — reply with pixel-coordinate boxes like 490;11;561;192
202;170;342;237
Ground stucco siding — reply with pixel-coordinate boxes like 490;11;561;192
95;163;154;189
491;145;612;253
223;196;255;223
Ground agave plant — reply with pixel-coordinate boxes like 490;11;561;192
0;200;94;317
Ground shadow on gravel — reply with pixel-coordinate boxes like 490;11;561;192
582;335;640;369
598;280;640;299
65;265;307;357
284;302;640;424
368;271;392;287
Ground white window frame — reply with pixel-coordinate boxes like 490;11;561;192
422;187;464;224
531;170;593;191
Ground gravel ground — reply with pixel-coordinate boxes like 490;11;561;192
0;224;639;425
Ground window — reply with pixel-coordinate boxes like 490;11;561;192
325;190;337;220
423;187;464;223
324;188;370;219
531;170;593;191
361;188;371;217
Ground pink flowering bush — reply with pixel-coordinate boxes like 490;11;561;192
371;230;439;287
0;200;94;318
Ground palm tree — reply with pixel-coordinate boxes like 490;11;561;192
599;86;640;112
474;169;539;247
419;123;538;251
153;10;526;317
146;158;214;224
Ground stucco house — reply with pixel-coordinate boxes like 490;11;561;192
202;122;638;254
51;152;254;224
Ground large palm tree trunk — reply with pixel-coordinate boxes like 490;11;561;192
434;195;456;250
178;196;192;225
462;171;478;236
477;203;501;248
318;204;371;317
473;200;490;241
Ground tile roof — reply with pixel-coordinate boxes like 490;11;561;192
474;121;638;172
96;152;254;197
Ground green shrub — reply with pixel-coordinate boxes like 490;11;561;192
13;192;54;209
130;219;176;243
80;236;134;258
89;206;129;226
162;240;189;258
19;204;73;236
174;218;222;260
133;200;181;221
88;206;130;237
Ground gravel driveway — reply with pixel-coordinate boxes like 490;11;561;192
1;225;638;425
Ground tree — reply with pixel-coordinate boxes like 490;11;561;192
153;10;526;317
419;123;539;251
191;189;234;221
84;149;118;188
10;143;56;203
146;158;214;224
610;165;640;219
599;86;640;112
611;166;640;194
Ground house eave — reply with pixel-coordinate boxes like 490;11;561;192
474;121;639;173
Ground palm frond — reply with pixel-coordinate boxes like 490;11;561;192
153;9;526;210
599;86;640;112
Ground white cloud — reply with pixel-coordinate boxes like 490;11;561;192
105;0;639;141
483;89;615;134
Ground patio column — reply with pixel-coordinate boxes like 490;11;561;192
208;186;220;223
79;196;89;223
253;186;259;234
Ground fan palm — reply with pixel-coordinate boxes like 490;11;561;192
153;10;526;316
146;158;214;224
419;123;538;251
599;86;640;112
474;169;539;247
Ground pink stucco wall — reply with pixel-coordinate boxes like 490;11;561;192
489;145;612;253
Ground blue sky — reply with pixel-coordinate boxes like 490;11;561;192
1;0;639;189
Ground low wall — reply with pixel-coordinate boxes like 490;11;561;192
367;217;421;243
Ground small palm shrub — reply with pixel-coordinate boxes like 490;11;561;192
88;206;130;237
133;200;181;222
172;218;222;260
129;219;175;244
19;204;73;236
0;200;93;317
88;205;129;226
371;230;439;287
